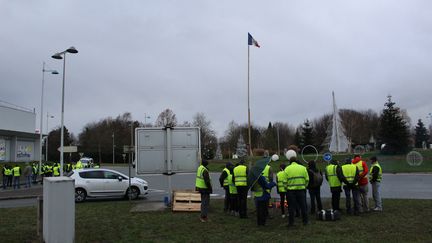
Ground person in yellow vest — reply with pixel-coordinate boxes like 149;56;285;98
219;162;233;213
325;159;343;211
262;161;274;219
45;163;53;177
31;163;38;184
233;159;248;218
284;157;309;226
76;160;84;169
276;164;288;218
227;166;239;216
252;172;276;226
195;160;212;222
53;163;60;177
341;158;360;215
369;156;383;211
2;165;12;189
12;164;21;190
352;155;369;213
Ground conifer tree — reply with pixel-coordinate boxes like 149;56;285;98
378;95;410;154
414;119;429;148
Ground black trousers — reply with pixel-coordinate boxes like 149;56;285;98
237;186;248;218
287;190;308;225
308;187;323;213
330;187;341;210
279;192;287;215
256;199;267;226
223;187;230;212
230;193;239;212
344;185;360;214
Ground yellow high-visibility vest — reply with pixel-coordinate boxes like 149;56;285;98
326;164;341;187
369;162;382;182
233;165;247;186
12;167;21;177
276;171;287;193
342;164;357;185
228;174;237;194
222;168;230;186
284;162;309;190
195;165;209;189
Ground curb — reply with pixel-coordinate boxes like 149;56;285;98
0;195;40;201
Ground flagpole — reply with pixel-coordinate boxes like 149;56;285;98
247;42;252;157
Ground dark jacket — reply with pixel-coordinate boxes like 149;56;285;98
370;165;380;183
219;170;229;188
254;175;276;201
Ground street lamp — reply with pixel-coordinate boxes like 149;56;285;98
112;132;115;164
45;113;55;161
144;113;151;127
39;62;58;176
51;46;78;176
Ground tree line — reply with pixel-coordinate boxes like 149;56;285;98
44;96;431;163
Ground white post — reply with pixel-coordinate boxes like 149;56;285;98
43;177;75;243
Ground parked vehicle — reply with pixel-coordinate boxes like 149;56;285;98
79;157;94;168
68;168;148;202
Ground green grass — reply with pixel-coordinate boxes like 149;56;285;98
208;150;432;174
1;198;432;242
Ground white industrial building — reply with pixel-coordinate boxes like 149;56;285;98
0;103;41;163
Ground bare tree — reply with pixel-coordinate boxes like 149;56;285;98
193;112;217;159
155;108;177;127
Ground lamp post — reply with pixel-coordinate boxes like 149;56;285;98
112;132;115;164
51;46;78;176
144;113;151;127
45;113;55;161
276;125;280;156
39;62;58;177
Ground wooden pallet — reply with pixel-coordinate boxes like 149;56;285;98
172;190;201;212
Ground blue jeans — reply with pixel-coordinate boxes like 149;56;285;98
25;176;31;188
343;185;360;214
2;176;7;189
13;176;20;189
371;182;382;210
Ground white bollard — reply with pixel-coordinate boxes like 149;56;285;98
43;177;75;243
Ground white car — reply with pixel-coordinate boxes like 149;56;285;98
68;168;148;202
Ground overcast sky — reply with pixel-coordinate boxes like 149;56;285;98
1;0;431;138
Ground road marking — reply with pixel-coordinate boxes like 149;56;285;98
148;189;166;193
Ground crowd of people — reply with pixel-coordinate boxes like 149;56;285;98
1;159;100;190
195;154;383;227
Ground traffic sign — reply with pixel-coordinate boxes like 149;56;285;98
323;152;332;162
57;146;78;153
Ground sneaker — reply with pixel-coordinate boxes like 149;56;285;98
281;214;286;219
373;207;383;212
199;217;207;223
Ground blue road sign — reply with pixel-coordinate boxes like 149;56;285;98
323;152;332;162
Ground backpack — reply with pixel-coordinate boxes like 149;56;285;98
309;169;323;188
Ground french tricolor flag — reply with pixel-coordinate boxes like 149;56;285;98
248;33;260;48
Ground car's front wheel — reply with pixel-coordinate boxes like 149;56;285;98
126;186;139;200
75;188;87;202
